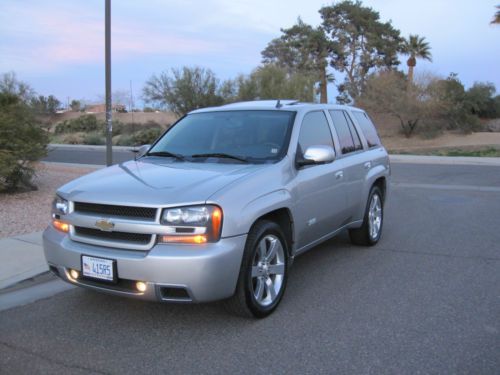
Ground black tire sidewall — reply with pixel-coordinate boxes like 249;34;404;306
243;221;288;318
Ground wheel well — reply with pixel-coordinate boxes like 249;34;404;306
373;177;387;203
255;208;294;256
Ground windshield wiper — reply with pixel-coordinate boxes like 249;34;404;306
146;151;185;161
190;153;249;163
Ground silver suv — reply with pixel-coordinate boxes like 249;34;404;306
44;100;390;318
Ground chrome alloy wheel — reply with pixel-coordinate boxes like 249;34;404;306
368;193;382;240
251;235;286;307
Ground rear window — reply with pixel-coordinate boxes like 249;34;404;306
352;111;381;148
329;110;363;154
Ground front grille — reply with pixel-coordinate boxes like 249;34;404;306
74;226;152;245
73;202;157;221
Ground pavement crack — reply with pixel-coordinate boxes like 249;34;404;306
0;340;112;375
374;246;500;262
13;238;41;246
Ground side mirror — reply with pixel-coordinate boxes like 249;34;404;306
297;145;335;167
131;144;151;159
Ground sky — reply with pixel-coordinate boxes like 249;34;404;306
1;0;499;106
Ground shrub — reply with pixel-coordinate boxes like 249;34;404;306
357;71;435;137
428;74;483;133
112;120;163;136
359;71;488;137
114;134;135;146
83;132;105;145
55;114;103;134
0;93;48;192
61;133;84;144
133;128;163;145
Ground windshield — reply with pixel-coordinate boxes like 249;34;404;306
147;110;296;163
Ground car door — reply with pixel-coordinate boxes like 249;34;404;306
293;111;349;250
328;109;366;222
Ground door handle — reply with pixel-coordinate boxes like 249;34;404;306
364;161;371;169
335;171;344;179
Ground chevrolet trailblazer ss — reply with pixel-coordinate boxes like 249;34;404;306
44;100;390;318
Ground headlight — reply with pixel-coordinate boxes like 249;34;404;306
51;195;70;233
52;195;69;216
160;205;223;243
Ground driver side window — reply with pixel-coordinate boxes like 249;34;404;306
297;111;334;155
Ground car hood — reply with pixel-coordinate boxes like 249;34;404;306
58;158;267;207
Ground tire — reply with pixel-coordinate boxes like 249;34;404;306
349;185;384;246
224;220;288;318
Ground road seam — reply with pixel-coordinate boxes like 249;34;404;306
374;246;500;261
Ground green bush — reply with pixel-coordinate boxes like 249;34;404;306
112;120;163;136
0;93;48;192
83;132;105;145
114;134;135;146
133;128;163;145
55;114;103;134
61;133;84;144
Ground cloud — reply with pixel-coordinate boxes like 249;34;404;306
0;1;221;72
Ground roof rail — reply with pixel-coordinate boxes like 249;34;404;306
222;100;300;108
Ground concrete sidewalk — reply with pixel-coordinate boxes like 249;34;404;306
0;231;47;289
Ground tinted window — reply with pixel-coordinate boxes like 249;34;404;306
344;112;363;151
329;110;356;154
149;110;295;162
298;111;334;154
352;111;381;148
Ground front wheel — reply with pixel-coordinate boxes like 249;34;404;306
349;186;384;246
224;220;288;318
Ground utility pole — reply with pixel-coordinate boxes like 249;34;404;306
105;0;112;166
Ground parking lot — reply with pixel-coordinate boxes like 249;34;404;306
1;162;499;374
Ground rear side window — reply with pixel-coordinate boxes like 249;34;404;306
297;111;334;153
329;110;362;154
352;111;381;148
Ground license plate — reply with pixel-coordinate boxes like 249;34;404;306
81;255;115;282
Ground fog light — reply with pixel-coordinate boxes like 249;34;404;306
70;269;79;279
136;281;147;292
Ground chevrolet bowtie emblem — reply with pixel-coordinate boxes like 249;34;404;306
95;219;115;232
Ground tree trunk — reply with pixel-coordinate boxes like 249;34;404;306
319;67;327;103
407;65;414;86
406;55;416;92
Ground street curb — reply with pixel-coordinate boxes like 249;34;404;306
388;154;500;166
40;161;104;169
48;143;137;151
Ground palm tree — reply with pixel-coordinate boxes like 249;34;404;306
401;35;432;85
491;5;500;24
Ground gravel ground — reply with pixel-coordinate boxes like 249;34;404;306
0;163;96;238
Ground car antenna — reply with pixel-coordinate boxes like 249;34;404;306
276;99;282;109
130;80;139;161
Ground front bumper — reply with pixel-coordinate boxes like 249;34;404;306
43;227;246;303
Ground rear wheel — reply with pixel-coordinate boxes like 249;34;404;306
349;186;384;246
224;220;288;318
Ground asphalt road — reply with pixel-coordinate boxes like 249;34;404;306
1;161;499;374
43;145;135;165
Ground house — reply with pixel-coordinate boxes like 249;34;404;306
85;103;127;113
